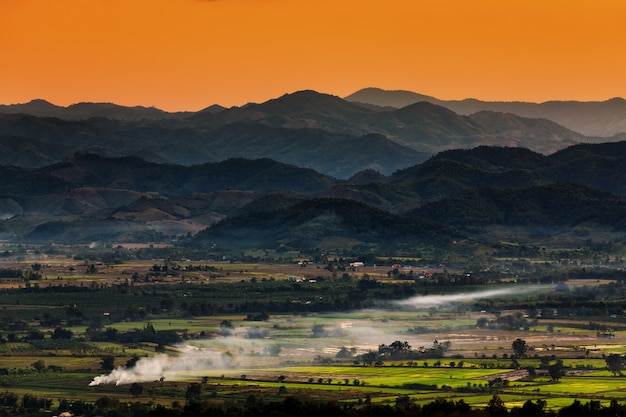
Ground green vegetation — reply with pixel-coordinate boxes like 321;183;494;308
0;244;625;416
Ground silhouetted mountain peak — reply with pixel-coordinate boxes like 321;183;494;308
25;99;59;109
345;87;626;137
65;151;154;167
432;146;548;170
393;101;459;119
347;169;387;185
197;104;227;114
345;87;440;108
255;90;372;116
0;99;62;114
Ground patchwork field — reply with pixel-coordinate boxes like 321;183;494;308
2;252;626;415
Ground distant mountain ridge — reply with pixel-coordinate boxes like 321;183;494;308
345;87;626;137
1;141;626;250
0;90;595;177
6;89;626;137
0;99;194;120
3;89;626;252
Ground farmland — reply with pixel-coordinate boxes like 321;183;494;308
1;246;626;416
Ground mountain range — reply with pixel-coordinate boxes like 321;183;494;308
0;141;625;253
2;89;620;178
2;89;626;254
345;87;626;137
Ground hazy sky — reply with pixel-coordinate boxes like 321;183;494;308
1;0;624;111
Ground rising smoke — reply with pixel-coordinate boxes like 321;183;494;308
89;347;238;386
393;285;551;308
89;284;551;386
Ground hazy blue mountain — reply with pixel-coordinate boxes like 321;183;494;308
1;140;626;247
468;111;583;153
413;182;626;230
0;102;430;177
345;87;443;108
0;99;190;120
346;87;626;137
191;197;463;251
0;90;597;176
192;90;583;155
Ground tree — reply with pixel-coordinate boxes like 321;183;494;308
311;323;325;338
100;355;115;371
379;340;412;359
485;395;507;417
548;360;564;381
512;338;528;358
605;353;624;376
126;355;141;369
28;329;45;340
395;395;412;409
185;382;202;403
336;346;351;358
129;382;144;396
519;399;547;417
32;359;46;372
264;344;281;357
361;351;378;366
52;327;73;340
476;317;489;328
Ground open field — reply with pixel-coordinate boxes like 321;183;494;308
2;250;626;415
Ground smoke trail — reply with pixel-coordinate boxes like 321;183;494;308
89;349;233;386
393;284;552;308
89;284;552;386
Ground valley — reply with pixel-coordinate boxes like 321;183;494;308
2;89;626;416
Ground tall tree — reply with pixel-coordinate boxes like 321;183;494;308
548;360;564;381
511;338;528;358
605;354;624;376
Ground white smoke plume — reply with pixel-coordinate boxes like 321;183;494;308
89;284;552;386
89;348;233;386
394;285;551;308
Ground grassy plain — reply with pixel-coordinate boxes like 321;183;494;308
1;252;626;413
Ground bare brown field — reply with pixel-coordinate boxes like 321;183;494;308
0;255;448;289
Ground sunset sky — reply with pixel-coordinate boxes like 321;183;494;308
1;0;625;111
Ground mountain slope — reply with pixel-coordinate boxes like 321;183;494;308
468;111;583;152
1;141;626;250
192;197;463;251
0;90;595;176
345;88;443;108
202;124;429;177
547;141;626;194
38;153;340;196
0;99;190;120
346;88;626;137
413;183;626;229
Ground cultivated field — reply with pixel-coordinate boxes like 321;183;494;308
1;250;626;413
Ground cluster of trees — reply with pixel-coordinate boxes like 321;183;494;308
7;264;626;333
87;323;182;345
477;313;536;331
0;267;43;281
354;340;451;365
605;353;626;376
148;395;626;417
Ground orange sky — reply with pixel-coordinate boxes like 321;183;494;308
1;0;625;111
